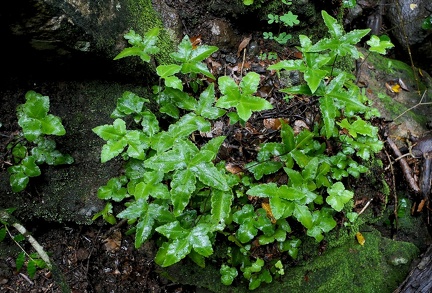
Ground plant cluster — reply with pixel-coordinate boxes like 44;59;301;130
92;11;393;290
263;0;299;45
6;91;73;192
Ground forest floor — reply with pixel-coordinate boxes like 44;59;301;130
1;2;432;293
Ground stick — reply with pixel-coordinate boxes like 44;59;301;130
386;137;420;193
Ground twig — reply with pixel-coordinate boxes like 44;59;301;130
394;90;429;121
240;47;246;77
386;137;420;193
384;147;399;230
0;210;71;293
358;199;373;215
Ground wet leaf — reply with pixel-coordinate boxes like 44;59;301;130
326;182;354;212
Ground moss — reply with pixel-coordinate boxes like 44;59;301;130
162;229;418;293
377;92;427;125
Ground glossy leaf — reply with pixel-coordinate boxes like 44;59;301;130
216;73;273;121
195;84;226;119
367;35;394;55
114;28;160;62
220;265;238;285
326;182;354;212
319;96;338;138
171;169;196;216
191;162;229;191
97;176;128;202
115;91;148;116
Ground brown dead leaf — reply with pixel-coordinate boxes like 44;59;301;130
293;51;303;59
103;230;122;252
237;35;252;57
190;35;202;49
263;118;282;130
225;163;243;175
293;120;309;134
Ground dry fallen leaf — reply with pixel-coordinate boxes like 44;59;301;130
237;35;252;57
263;118;282;130
225;163;243;175
293;51;303;59
261;202;276;224
103;230;122;252
190;35;202;49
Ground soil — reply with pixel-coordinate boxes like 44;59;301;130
1;1;431;293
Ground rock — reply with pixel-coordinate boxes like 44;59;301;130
163;229;419;292
0;0;177;78
387;0;432;47
208;19;240;52
356;49;432;140
0;81;151;224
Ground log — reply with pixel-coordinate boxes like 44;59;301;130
395;245;432;292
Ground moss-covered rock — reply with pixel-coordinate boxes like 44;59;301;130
163;229;419;292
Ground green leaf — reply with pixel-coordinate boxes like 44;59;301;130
101;138;128;163
115;91;148;116
367;35;394;55
163;87;197;111
189;224;213;256
97;176;128;202
32;138;74;165
92;202;117;225
156;238;192;267
192;162;229;191
156;64;182;78
320;96;338;138
220;265;238;285
246;161;283;180
124;130;150;160
140;111;159;136
211;189;233;229
0;228;6;242
156;221;188;239
20;156;41;177
145;146;187;173
190;44;219;62
17;91;66;141
216;73;272;121
196;84;226;119
16;251;25;271
293;204;313;229
8;168;28;192
337;118;377;138
304;68;326;93
171;169;196;216
279;11;299;27
240;72;260;95
326;182;354;212
321;10;343;38
268;59;305;72
114;28;160;62
93;118;127;141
